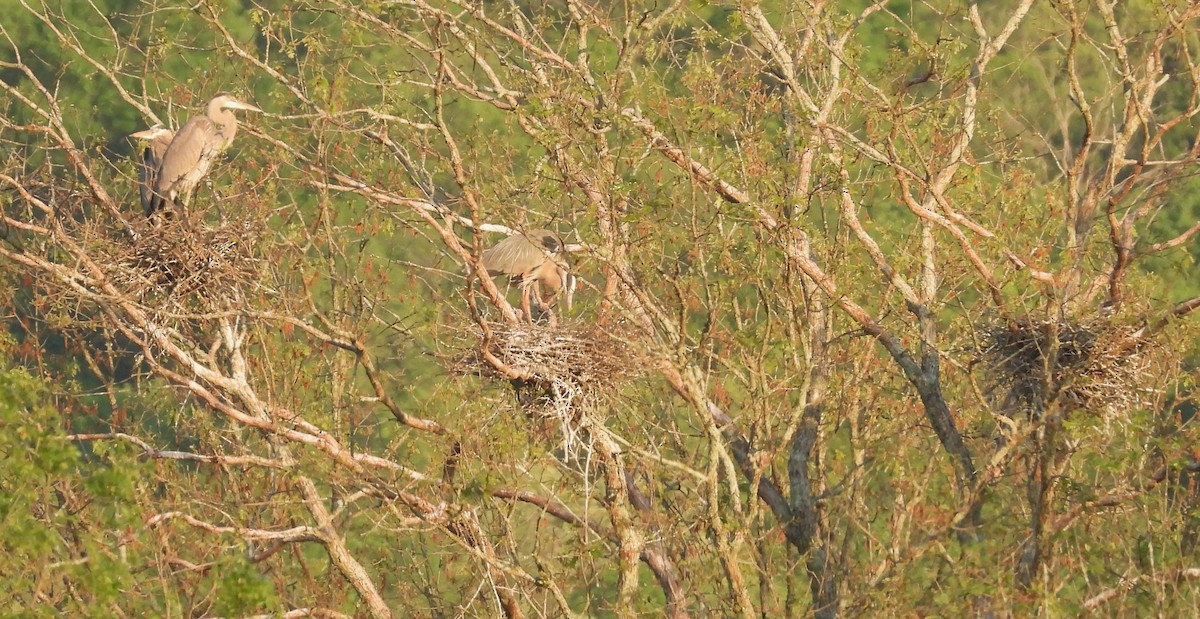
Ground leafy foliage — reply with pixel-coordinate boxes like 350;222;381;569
1;0;1199;617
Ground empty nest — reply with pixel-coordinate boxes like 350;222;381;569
979;316;1153;417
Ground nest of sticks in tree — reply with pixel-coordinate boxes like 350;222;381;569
978;315;1153;417
100;214;264;315
455;320;647;453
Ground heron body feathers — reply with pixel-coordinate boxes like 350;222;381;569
481;230;574;321
141;94;260;219
482;229;563;277
150;116;220;215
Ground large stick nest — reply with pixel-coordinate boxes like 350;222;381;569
458;321;646;395
97;214;264;316
455;320;648;452
979;316;1153;417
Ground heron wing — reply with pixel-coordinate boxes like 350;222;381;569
482;230;562;276
139;133;173;215
154;116;222;201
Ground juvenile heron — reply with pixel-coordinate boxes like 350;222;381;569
147;93;262;218
129;125;174;216
481;229;576;325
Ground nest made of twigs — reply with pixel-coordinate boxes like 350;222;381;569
102;214;263;314
457;321;646;399
467;322;642;386
979;316;1153;417
455;320;647;452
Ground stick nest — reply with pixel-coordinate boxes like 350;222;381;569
978;316;1153;417
455;321;647;453
99;215;264;315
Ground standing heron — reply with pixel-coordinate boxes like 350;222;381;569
481;229;576;325
129;125;175;217
147;93;262;219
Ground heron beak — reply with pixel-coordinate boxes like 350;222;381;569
130;128;164;140
228;100;264;113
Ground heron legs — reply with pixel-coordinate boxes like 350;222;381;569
534;295;559;327
518;279;558;327
519;281;534;324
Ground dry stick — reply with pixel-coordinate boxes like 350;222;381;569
787;242;838;617
19;2;162;125
549;182;698;615
168;317;398;617
741;17;850;610
346;18;746;588
1050;465;1170;539
278;41;518;614
865;420;1039;588
1062;2;1097;254
289;289;449;435
579;104;827;563
66;433;289;468
617;108;752;206
147;512;320;543
490;488;606;536
836;1;1029;314
238;321;485;616
225;312;407;619
1058;6;1200;305
1143;220;1200;254
509;55;695;619
677;0;1034;535
203;4;315;109
1083;567;1200;611
294;475;396;619
578;204;694;613
846;1;1030;534
694;379;757;619
430;49;522;331
593;437;644;619
747;3;1018;312
1094;4;1200;306
490;472;687;613
621;479;689;618
622;104;984;505
1169;296;1200;321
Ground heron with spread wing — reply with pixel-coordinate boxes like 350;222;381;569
482;229;576;325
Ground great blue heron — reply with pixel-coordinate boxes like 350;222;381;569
147;93;263;219
481;229;576;325
129;125;174;217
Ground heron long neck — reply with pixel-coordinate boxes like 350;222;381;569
206;101;238;149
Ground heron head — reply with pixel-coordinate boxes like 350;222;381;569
129;125;172;141
210;93;263;114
